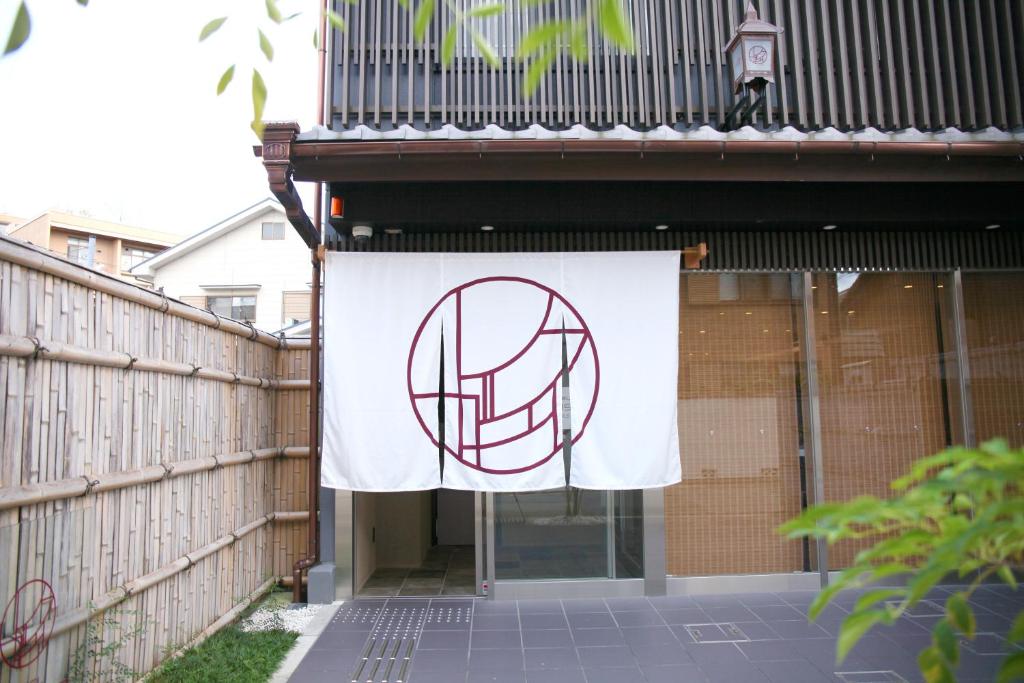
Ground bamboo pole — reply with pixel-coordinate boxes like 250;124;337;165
0;447;310;510
0;334;310;390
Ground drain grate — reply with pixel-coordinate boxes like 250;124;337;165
684;622;749;643
835;671;908;683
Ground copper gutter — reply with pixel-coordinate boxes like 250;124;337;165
290;0;330;604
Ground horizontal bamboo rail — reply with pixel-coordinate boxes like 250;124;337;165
0;512;308;661
0;334;310;390
0;447;311;511
0;235;311;350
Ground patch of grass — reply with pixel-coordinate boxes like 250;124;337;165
150;589;298;683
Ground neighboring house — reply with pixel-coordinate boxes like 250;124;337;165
0;213;23;233
130;198;311;333
7;210;178;281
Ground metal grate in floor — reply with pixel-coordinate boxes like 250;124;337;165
835;671;909;683
684;622;750;643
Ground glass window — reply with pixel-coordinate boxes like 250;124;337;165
261;222;285;240
812;272;959;568
121;247;155;272
207;295;256;323
962;272;1024;446
666;273;810;576
66;236;91;265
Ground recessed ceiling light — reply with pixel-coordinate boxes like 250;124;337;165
744;311;752;316
821;310;829;314
480;225;495;232
985;224;1001;230
655;224;669;231
762;329;769;333
384;227;403;235
937;283;944;288
847;310;855;315
822;224;838;231
699;330;706;334
904;284;913;289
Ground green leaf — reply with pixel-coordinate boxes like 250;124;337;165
471;29;500;68
413;0;435;41
597;0;634;51
919;646;955;683
216;64;235;95
441;23;458;64
854;588;906;614
836;610;884;663
1009;611;1024;643
326;9;346;31
76;0;89;5
946;593;975;638
523;48;556;94
569;22;588;60
199;16;227;42
3;1;30;55
467;3;505;18
251;68;267;138
313;28;319;48
998;651;1024;683
258;29;274;61
265;0;282;23
932;621;959;667
998;565;1018;589
517;21;569;58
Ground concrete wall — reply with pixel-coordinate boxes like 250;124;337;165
49;230;120;275
8;215;52;249
149;208;310;333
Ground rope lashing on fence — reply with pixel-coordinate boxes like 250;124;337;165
0;446;312;511
0;333;310;390
0;510;307;659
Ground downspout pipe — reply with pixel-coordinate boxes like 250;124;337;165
292;0;329;603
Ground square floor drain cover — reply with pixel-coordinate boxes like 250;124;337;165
685;622;749;643
836;671;908;682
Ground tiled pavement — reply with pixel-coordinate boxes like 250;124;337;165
289;584;1023;682
359;545;476;597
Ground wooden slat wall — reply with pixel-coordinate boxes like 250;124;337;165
0;253;310;681
331;0;1023;132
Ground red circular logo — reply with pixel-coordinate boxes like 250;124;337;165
748;45;768;65
1;579;57;669
408;277;599;474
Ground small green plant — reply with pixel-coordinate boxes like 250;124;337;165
780;439;1024;683
66;607;147;683
150;625;297;683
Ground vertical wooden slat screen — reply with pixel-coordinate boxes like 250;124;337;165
330;0;1022;132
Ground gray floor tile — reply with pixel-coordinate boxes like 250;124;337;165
466;671;527;683
704;605;758;622
472;630;523;649
518;600;565;614
658;607;710;625
613;610;665;627
570;628;626;646
522;629;574;648
310;629;372;649
748;604;806;621
630;643;694;666
757;659;830;683
697;659;772;683
561;599;610;614
525;670;587;683
736;593;788;606
475;614;521;630
470;649;525;671
734;621;782;640
585;666;646;683
524;647;580;670
737;640;801;662
620;625;679;647
642;664;710;682
693;594;744;608
413;650;472;672
521;613;569;629
576;645;636;668
605;597;654;611
410;671;469;683
651;595;698;608
475;601;520;615
768;620;832;639
568;612;616;629
418;629;472;650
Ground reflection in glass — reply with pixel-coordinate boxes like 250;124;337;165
666;273;809;576
813;272;959;568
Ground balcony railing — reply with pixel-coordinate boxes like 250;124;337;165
329;0;1022;132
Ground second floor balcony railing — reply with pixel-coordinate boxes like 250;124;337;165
329;0;1023;133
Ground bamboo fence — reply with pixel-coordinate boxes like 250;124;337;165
0;236;312;682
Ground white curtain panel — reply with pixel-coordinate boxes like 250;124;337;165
322;250;681;492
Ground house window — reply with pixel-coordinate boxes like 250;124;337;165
66;236;91;265
207;295;257;323
261;222;285;240
121;247;156;272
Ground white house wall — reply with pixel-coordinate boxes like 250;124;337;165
150;209;310;333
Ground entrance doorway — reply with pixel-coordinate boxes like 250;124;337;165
354;489;477;597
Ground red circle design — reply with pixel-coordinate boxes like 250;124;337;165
408;276;599;475
1;579;57;669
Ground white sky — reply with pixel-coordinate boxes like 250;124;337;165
0;0;319;236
